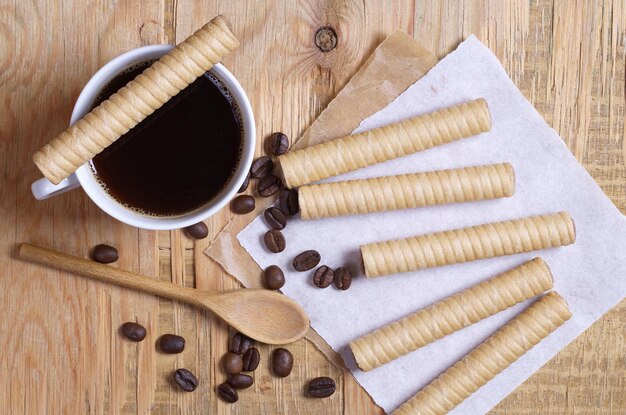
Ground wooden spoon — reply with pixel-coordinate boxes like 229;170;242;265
18;243;309;345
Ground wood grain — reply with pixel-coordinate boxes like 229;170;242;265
0;1;163;414
0;1;624;414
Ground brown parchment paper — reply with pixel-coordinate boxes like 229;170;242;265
204;31;437;368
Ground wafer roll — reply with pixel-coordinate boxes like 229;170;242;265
392;291;572;415
361;211;575;277
278;99;491;188
350;257;552;371
299;163;514;220
33;16;239;184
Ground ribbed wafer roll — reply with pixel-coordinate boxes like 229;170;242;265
350;257;552;372
278;98;491;188
391;291;572;415
33;16;239;184
299;163;514;220
361;211;575;278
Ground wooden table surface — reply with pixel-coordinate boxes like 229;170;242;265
1;1;624;414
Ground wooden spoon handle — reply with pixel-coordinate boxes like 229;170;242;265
19;243;205;307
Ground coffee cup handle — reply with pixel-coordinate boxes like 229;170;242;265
31;174;81;200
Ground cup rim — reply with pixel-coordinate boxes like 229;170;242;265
72;45;255;230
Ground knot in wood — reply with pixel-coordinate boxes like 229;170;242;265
315;26;337;52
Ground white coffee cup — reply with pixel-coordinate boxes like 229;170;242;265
31;45;255;230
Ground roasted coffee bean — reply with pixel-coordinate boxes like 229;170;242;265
257;174;282;197
266;132;290;156
313;266;334;288
230;332;254;355
264;207;287;230
263;265;285;290
293;250;321;271
333;267;352;290
223;352;243;375
184;222;208;239
237;172;250;193
250;156;274;178
173;368;198;392
217;382;238;403
120;322;146;342
272;348;293;377
231;195;255;214
159;334;185;354
91;244;118;263
227;373;253;389
308;377;336;398
279;188;299;216
264;230;286;253
242;347;260;371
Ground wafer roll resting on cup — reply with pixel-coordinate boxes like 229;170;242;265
392;291;572;415
278;99;491;188
33;16;239;184
361;211;575;277
299;163;514;220
350;257;553;371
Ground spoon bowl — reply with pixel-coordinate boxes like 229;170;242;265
208;289;309;344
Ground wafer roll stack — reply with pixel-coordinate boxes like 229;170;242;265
33;16;239;184
278;99;491;188
299;163;514;220
392;291;572;415
361;211;575;277
350;257;553;371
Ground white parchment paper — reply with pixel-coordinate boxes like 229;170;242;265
237;36;626;414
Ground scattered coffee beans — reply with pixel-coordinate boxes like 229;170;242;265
120;322;146;342
184;222;208;239
231;195;255;214
293;250;321;271
230;332;254;355
237;173;250;193
223;352;243;375
91;244;118;263
227;373;253;389
159;334;185;354
264;207;287;230
263;265;285;289
272;348;293;377
313;266;334;288
250;156;274;178
217;382;238;403
242;347;260;372
264;230;286;253
308;377;336;398
266;132;290;156
174;368;198;392
279;188;299;216
257;174;282;197
333;267;352;290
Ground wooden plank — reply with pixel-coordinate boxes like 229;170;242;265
0;0;624;414
0;0;164;414
172;1;416;413
491;0;626;411
158;0;626;413
415;0;626;413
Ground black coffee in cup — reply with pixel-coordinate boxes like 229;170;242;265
90;61;243;216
